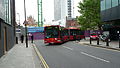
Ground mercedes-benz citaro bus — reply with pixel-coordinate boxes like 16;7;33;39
44;25;65;44
65;27;85;40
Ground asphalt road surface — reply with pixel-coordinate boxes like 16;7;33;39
34;40;120;68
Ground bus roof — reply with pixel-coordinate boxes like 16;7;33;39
65;27;79;29
44;25;60;27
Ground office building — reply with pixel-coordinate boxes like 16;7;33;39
54;0;67;26
54;0;61;21
101;0;120;40
0;0;16;57
101;0;120;21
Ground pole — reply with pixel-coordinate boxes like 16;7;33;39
97;37;99;45
17;13;21;38
90;37;92;44
37;0;43;27
37;0;40;26
97;33;99;45
106;38;109;46
119;33;120;48
24;0;28;48
41;0;43;26
117;31;120;48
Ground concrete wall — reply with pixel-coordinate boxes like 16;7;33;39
0;0;15;58
0;20;15;58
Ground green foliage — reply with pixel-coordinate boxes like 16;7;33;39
77;0;103;30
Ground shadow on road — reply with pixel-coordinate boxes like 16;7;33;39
45;43;65;46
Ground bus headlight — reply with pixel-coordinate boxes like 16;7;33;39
57;40;61;41
55;38;57;40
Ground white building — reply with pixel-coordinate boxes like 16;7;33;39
54;0;80;27
54;0;67;27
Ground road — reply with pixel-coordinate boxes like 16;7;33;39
34;40;120;68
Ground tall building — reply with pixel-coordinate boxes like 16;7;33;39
67;0;74;18
101;0;120;40
54;0;61;21
67;0;72;18
0;0;16;57
54;0;67;26
54;0;78;26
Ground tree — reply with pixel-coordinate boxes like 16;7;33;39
77;0;103;30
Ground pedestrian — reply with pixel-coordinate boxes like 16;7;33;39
20;34;24;43
31;34;34;43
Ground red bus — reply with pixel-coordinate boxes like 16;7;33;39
76;30;85;40
65;27;78;40
66;27;85;40
62;28;69;42
44;25;64;44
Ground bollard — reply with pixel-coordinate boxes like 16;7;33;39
119;39;120;48
119;34;120;48
106;38;109;46
16;37;18;44
117;31;120;48
97;37;99;45
90;37;92;44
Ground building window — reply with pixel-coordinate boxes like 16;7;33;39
0;0;5;20
101;0;105;11
119;0;120;4
4;0;11;25
112;0;118;7
106;0;111;9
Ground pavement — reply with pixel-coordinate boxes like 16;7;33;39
78;37;120;51
0;41;42;68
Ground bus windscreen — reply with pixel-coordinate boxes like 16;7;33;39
45;26;59;38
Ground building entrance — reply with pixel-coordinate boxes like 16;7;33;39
4;27;7;54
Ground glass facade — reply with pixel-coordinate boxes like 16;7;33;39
4;0;11;24
101;0;120;21
106;0;111;9
112;0;118;7
0;0;5;20
101;0;105;11
0;0;11;25
101;0;120;11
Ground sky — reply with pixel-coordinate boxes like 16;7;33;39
15;0;82;26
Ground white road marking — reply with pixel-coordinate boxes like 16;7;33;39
63;46;73;50
81;52;110;63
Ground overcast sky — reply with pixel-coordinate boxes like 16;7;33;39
15;0;82;26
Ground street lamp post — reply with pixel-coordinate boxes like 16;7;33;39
17;13;21;42
24;0;28;48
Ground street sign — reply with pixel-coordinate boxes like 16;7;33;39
16;28;21;33
27;27;44;33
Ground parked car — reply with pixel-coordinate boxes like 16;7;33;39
90;33;98;40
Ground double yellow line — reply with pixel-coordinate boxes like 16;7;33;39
33;44;49;68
